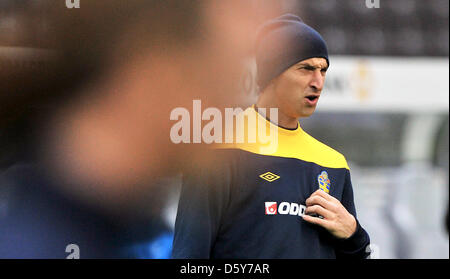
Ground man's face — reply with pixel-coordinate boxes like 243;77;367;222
271;57;328;119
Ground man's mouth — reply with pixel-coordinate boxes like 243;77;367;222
304;95;320;105
306;96;318;101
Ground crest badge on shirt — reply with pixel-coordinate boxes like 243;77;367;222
317;171;331;193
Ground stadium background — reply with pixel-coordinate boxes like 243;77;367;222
1;0;448;258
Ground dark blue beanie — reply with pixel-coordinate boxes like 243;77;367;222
255;14;329;90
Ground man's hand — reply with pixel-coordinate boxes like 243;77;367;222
302;189;357;239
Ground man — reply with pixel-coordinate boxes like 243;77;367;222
171;14;370;258
0;0;270;258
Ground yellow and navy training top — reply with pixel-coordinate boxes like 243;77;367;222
172;107;370;259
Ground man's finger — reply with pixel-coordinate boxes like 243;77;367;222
302;214;331;229
311;189;336;202
305;205;333;219
305;195;334;211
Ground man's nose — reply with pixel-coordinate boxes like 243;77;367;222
309;70;325;92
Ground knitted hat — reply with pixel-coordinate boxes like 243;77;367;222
255;14;329;90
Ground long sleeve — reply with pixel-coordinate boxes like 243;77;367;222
171;155;232;259
334;169;371;259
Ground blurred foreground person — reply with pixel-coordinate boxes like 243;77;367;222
0;0;274;258
172;14;371;259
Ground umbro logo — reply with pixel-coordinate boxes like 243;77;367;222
259;172;280;182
